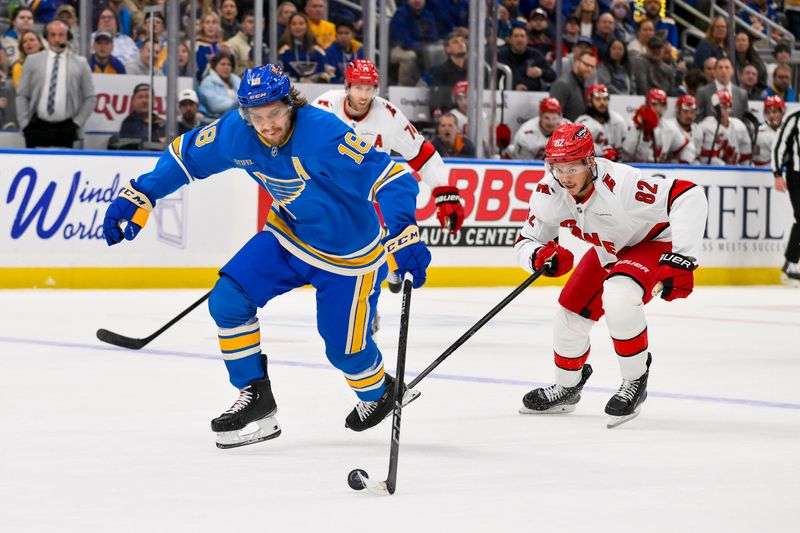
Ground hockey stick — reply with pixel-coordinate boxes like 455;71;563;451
348;274;413;496
407;260;552;389
707;105;722;165
96;290;211;349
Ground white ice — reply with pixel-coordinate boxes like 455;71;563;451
1;286;798;532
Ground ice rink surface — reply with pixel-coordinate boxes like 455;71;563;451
1;285;798;532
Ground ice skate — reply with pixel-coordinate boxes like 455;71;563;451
345;373;420;432
212;376;281;449
780;262;800;287
606;354;652;428
519;364;593;414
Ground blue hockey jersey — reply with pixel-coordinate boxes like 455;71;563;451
131;104;419;276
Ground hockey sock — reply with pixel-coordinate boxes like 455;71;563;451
553;307;594;387
218;318;265;389
602;276;649;380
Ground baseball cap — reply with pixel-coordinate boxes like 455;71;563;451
179;88;199;104
530;8;547;19
566;15;580;25
94;31;113;42
576;35;593;46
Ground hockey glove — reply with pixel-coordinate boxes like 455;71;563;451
633;105;659;140
385;225;431;289
657;252;698;301
433;185;465;233
602;147;619;161
103;183;154;246
532;241;574;277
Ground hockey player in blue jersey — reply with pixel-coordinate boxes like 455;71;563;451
102;64;431;449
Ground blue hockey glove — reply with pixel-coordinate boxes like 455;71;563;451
103;183;154;246
385;225;431;289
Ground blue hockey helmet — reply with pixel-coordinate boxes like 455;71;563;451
238;64;291;108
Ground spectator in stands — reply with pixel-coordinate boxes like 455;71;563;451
560;15;582;56
662;42;687;94
276;1;298;38
11;31;45;89
305;0;336;50
549;50;597;121
702;56;717;83
105;0;134;38
497;4;514;40
497;23;556;91
141;12;168;70
94;7;139;65
693;16;727;72
560;36;596;75
0;47;16;129
225;10;255;78
536;0;560;39
527;9;552;57
766;41;791;87
610;0;635;43
278;13;328;82
632;36;675;96
627;19;655;59
597;38;633;94
219;0;240;41
592;13;616;58
1;7;34;67
126;41;164;76
766;64;799;103
574;0;599;38
195;11;222;82
423;31;467;111
733;32;767;88
428;0;469;38
390;0;439;86
743;0;782;38
696;57;748;120
54;4;80;54
198;51;241;119
90;31;126;74
432;112;476;157
175;41;192;77
683;68;707;96
15;19;95;148
739;63;767;100
177;89;203;135
119;82;166;146
641;0;678;48
785;2;800;42
324;20;363;84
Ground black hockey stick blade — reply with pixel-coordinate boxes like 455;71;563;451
96;290;212;350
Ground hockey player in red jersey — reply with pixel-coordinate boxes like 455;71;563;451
575;84;627;162
623;88;693;163
753;95;785;167
515;123;708;427
698;89;752;166
505;97;566;160
313;59;464;233
665;95;701;164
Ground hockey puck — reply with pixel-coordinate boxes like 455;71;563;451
347;468;368;490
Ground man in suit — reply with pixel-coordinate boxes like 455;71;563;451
695;57;748;121
15;20;95;148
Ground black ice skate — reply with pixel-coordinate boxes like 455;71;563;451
519;364;593;414
781;262;800;287
345;373;421;432
212;376;281;449
605;354;652;428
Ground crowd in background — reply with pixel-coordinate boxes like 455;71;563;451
0;0;797;164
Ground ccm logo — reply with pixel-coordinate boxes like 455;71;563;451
385;226;420;253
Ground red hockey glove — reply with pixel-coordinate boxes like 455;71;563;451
433;185;465;233
532;241;574;277
657;252;698;301
633;105;659;139
602;147;619;161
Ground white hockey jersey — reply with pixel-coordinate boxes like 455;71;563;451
506;116;565;160
514;158;708;270
665;118;701;165
698;116;752;166
312;90;448;188
753;123;779;167
574;111;627;159
622;120;691;164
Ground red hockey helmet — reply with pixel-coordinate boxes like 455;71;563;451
646;88;668;105
764;95;785;111
345;59;379;86
712;89;733;107
676;94;697;111
585;83;609;103
539;96;562;114
545;122;595;164
453;80;468;97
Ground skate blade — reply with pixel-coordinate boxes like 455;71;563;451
215;415;282;449
402;388;421;407
357;473;392;496
780;273;800;287
518;403;577;415
606;409;641;429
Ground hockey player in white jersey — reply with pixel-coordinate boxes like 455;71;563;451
575;84;627;162
505;97;565;160
623;88;692;163
753;95;785;167
450;80;469;134
312;59;464;233
664;95;701;164
515;123;707;427
698;89;752;166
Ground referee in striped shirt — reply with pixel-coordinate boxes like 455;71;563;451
772;105;800;282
